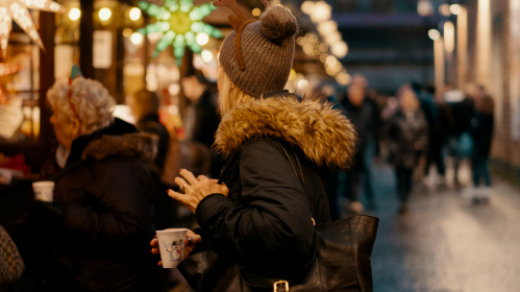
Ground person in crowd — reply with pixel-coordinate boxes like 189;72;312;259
424;84;455;188
388;86;428;213
342;83;378;213
181;70;222;178
465;87;495;202
22;74;159;291
127;89;177;230
152;4;357;289
321;85;346;220
446;84;476;187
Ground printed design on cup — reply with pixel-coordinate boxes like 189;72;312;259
162;240;183;262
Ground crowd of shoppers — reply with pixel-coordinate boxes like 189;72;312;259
2;4;497;292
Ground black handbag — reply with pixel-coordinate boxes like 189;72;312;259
178;143;379;292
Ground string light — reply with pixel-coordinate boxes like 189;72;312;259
129;7;142;21
428;29;441;41
252;7;261;17
201;49;213;62
99;7;112;21
196;32;209;45
130;32;143;45
450;4;462;15
69;8;81;21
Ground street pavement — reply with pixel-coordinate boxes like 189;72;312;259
358;162;520;292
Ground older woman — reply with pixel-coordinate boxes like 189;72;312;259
152;3;357;291
31;74;159;291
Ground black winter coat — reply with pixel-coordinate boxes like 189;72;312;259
388;110;429;169
193;93;357;284
25;119;159;292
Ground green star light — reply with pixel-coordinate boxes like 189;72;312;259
138;0;222;65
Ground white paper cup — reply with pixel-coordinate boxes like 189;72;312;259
156;228;188;268
32;181;55;202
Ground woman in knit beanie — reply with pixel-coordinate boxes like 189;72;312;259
154;1;357;290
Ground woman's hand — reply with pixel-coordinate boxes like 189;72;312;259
150;229;202;266
168;169;229;214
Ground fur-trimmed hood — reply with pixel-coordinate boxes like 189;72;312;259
214;95;357;169
81;132;158;164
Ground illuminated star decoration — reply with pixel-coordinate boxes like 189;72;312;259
0;0;66;56
138;0;222;66
0;62;20;104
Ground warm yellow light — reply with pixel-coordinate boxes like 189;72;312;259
129;7;141;21
336;72;351;86
439;4;451;16
428;29;441;41
168;83;180;95
450;4;462;15
324;31;342;45
309;1;331;23
319;53;328;63
317;20;337;34
331;42;348;58
325;55;338;67
318;43;328;53
297;79;308;90
123;28;133;37
252;8;261;17
417;0;434;17
130;32;143;45
196;32;209;46
444;21;455;53
301;1;314;14
201;50;213;63
289;69;296;81
69;8;81;21
99;7;112;21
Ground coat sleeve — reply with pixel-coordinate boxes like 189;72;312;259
195;140;316;269
60;158;153;251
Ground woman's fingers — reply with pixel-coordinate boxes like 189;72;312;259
174;177;191;192
168;190;188;204
179;169;198;186
168;190;196;213
150;238;158;247
197;175;210;182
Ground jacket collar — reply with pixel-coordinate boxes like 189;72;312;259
66;118;157;167
214;95;357;169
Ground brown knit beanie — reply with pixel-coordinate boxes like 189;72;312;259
217;4;298;97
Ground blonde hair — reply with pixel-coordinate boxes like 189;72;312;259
218;67;256;116
47;77;115;135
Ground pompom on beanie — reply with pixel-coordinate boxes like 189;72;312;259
218;3;298;97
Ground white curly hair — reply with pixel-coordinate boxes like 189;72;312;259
47;77;115;135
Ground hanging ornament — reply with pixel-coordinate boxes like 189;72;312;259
0;0;66;56
138;0;222;66
0;62;20;104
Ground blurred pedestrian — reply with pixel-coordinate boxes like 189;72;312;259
127;89;177;230
388;87;428;213
446;85;476;187
22;73;159;291
422;84;455;188
342;83;378;213
465;88;495;201
181;70;222;178
153;4;357;290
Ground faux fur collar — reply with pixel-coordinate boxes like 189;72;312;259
214;96;357;169
81;132;158;163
